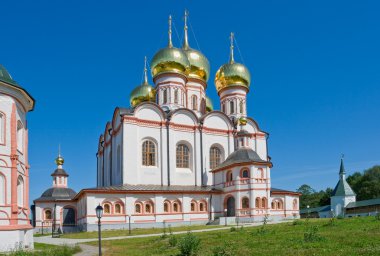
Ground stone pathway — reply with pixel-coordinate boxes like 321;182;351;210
75;244;101;256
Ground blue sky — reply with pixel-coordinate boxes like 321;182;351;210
1;0;380;203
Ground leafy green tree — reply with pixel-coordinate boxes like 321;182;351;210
347;166;380;200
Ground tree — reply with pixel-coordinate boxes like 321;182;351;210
347;166;380;200
319;187;333;206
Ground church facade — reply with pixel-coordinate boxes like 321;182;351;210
0;65;35;251
33;13;300;233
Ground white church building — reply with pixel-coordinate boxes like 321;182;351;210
32;13;300;233
0;65;35;251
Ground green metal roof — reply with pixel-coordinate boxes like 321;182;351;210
300;205;331;214
0;64;18;85
346;198;380;209
332;179;356;197
0;64;35;111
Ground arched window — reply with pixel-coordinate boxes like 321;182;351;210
190;201;196;212
209;146;222;169
293;199;298;210
0;113;4;144
115;203;122;214
201;98;206;113
241;169;249;179
135;203;142;214
17;176;24;207
255;197;261;208
229;101;234;114
145;202;154;214
174;89;179;104
17;121;23;152
199;201;207;212
239;100;244;114
142;140;156;166
242;197;249;209
191;95;198;110
226;171;233;182
172;201;181;213
44;209;52;220
103;203;111;214
271;201;276;209
222;103;226;113
164;201;170;213
163;89;168;104
261;198;267;209
0;173;5;205
176;144;190;168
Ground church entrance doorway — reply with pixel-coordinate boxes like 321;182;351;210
226;196;235;217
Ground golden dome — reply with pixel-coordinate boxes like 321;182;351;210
130;57;155;107
150;16;190;79
182;11;210;82
215;33;251;94
55;156;64;166
206;96;213;112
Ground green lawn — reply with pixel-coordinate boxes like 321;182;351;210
1;243;81;256
86;217;380;256
62;224;221;239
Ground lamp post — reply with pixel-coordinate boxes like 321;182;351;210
224;208;228;226
128;214;131;235
96;204;103;256
307;205;310;219
330;209;334;218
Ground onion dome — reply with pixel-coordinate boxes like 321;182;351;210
215;33;251;94
182;11;210;82
150;16;190;79
206;96;213;112
130;57;155;107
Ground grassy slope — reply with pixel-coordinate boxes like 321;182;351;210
1;243;81;256
87;217;380;256
62;224;220;239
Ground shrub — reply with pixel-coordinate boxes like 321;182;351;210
212;245;234;256
292;219;303;226
177;232;200;256
230;227;236;232
168;234;178;247
304;225;324;242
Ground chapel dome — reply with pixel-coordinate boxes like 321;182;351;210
130;57;155;107
182;11;210;82
35;187;77;202
183;46;210;82
150;47;190;79
150;16;189;79
130;83;155;107
215;33;251;94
